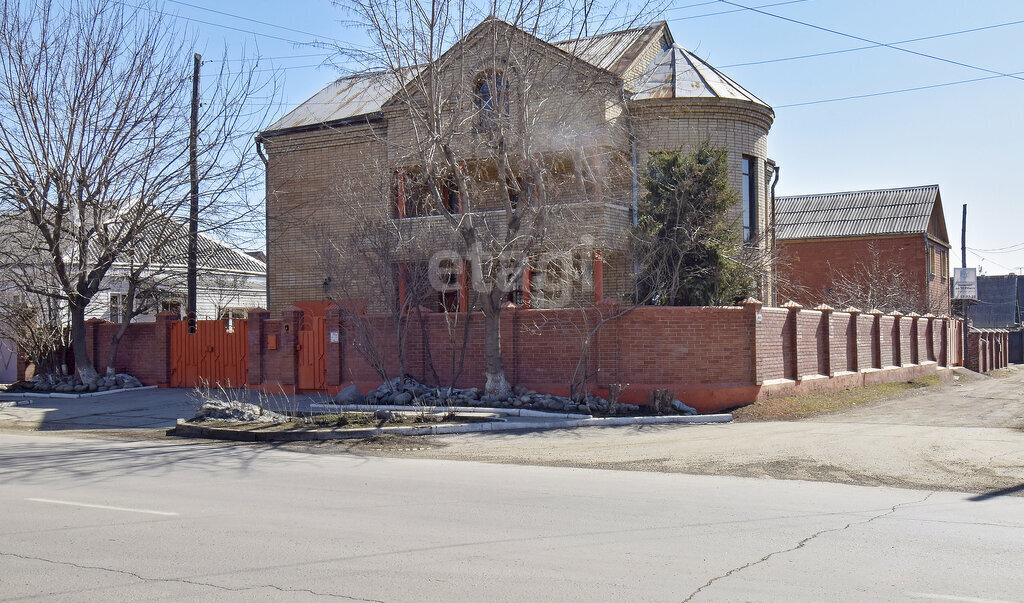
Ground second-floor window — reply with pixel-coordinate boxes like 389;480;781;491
742;155;757;242
475;71;509;129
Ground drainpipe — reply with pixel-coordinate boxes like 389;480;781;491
627;90;640;302
769;162;780;306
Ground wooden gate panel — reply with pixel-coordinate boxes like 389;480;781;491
170;319;248;388
298;317;326;391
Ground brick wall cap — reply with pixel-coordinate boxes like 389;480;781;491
247;307;270;315
889;311;904;317
781;300;803;309
281;305;304;314
739;297;763;306
843;306;862;314
922;313;936;319
907;312;921;318
85;318;107;324
866;308;884;315
813;304;834;312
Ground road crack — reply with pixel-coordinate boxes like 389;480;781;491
681;491;936;602
0;550;383;601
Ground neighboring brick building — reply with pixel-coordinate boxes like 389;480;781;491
776;185;951;315
258;18;777;312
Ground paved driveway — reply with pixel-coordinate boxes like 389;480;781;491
339;366;1024;495
0;388;332;431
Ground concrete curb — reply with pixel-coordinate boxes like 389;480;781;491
167;413;733;442
310;402;592;420
0;385;159;399
0;400;31;408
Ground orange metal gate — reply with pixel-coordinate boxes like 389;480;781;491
170;319;248;388
297;316;326;391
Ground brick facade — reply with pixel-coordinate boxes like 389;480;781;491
778;234;951;315
260;21;777;314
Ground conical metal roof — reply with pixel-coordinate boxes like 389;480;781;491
633;43;771;109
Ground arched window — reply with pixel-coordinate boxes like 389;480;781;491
475;71;508;128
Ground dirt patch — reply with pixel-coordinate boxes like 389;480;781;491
730;375;942;422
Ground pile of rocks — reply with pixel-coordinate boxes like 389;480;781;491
332;377;698;416
190;399;286;423
8;372;144;394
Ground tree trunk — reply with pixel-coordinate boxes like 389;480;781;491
69;302;98;385
482;292;510;397
106;280;137;375
106;319;131;376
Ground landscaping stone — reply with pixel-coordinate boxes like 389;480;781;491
672;399;698;415
189;400;286;423
333;384;364;404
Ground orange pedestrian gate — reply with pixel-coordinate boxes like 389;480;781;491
297;316;326;391
170;319;248;388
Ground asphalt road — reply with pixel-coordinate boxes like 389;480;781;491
2;432;1023;601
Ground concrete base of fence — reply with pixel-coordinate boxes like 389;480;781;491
758;364;952;399
309;403;593;420
168;412;733;442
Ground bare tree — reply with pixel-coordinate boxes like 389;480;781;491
823;242;925;313
315;195;439;388
331;0;658;396
0;0;273;384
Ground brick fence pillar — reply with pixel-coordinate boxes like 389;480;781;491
845;307;862;373
867;308;883;369
782;300;802;380
907;312;921;364
938;316;949;367
741;297;763;385
246;308;269;387
325;304;343;389
814;304;834;377
153;311;177;387
922;313;936;362
280;306;303;390
890;311;904;366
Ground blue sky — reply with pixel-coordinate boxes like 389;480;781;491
171;0;1024;275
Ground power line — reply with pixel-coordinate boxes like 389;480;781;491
714;0;1024;83
113;0;316;46
667;0;809;22
722;18;1024;68
775;70;1024;108
164;0;344;44
969;243;1024;253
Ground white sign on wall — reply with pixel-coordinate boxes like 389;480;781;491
953;267;978;300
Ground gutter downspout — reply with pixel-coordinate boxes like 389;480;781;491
255;134;270;307
627;89;640;302
769;162;780;306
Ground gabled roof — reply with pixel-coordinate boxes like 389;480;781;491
262;18;771;136
968;275;1020;328
553;22;668;77
136;215;266;275
776;185;948;242
632;44;771;110
264;69;415;134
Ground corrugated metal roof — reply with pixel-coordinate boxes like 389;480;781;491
264;70;414;134
632;44;771;109
968;275;1020;328
776;185;941;240
553;25;652;74
133;215;267;275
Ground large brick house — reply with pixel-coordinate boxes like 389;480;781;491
258;18;777;313
776;185;951;315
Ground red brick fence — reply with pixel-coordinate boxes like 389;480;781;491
67;299;974;414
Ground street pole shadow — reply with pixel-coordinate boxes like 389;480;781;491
968;483;1024;501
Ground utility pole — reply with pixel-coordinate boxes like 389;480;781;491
960;203;970;367
188;53;200;334
961;203;967;268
